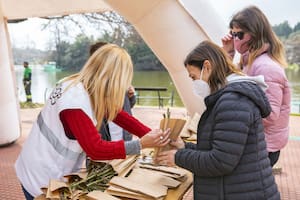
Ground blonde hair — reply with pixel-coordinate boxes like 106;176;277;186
230;5;287;68
63;44;133;128
184;40;243;93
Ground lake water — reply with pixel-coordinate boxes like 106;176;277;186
15;65;300;113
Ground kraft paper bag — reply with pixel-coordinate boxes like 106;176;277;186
160;118;186;139
154;118;186;157
63;171;87;183
127;168;181;188
138;164;186;179
108;155;138;176
186;133;197;141
187;112;200;134
106;185;164;200
180;117;192;138
86;190;121;200
109;176;167;199
46;179;69;199
180;112;200;141
91;155;138;176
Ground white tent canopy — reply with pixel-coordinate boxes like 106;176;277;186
0;0;226;145
2;0;110;19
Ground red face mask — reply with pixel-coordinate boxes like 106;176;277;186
233;32;251;54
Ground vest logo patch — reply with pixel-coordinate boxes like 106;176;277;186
50;84;63;105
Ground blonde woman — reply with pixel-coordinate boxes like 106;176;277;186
222;5;291;167
15;44;170;199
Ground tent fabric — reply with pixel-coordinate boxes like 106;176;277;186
1;0;111;20
0;0;225;145
105;0;226;115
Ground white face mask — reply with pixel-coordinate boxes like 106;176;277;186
192;69;210;98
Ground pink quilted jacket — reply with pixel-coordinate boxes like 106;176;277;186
243;53;291;152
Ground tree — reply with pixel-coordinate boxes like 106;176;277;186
65;34;93;71
273;21;293;38
47;41;70;69
124;33;164;70
46;34;94;71
293;22;300;32
40;11;165;71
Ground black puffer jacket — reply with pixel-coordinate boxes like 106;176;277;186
175;81;280;200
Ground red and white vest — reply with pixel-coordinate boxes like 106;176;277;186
15;81;96;197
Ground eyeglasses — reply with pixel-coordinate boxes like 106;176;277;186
230;31;245;40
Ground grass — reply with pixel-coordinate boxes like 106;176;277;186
287;63;299;71
20;102;44;109
290;113;300;117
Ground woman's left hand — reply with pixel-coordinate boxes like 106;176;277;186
140;128;171;149
155;149;177;167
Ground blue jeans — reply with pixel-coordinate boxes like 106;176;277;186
21;185;34;200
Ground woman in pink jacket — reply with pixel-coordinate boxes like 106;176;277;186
222;5;291;167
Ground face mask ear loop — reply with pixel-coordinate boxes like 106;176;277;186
200;67;204;81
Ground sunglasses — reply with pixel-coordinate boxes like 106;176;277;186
230;31;245;40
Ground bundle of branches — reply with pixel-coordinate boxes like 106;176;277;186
35;162;118;199
69;161;117;193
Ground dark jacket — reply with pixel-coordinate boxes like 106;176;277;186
175;81;280;200
122;94;136;141
99;94;136;141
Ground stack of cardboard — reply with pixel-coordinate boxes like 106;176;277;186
34;155;189;200
107;176;167;200
34;156;138;200
35;179;121;200
105;164;188;200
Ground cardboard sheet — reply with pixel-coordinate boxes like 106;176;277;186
139;164;186;178
127;168;181;188
109;176;167;199
106;185;164;200
86;190;121;200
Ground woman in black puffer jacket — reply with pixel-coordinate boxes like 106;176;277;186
155;40;280;200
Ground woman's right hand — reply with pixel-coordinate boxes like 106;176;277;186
140;128;171;149
222;33;235;59
169;136;185;149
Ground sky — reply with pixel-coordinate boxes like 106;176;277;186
7;0;300;50
209;0;300;27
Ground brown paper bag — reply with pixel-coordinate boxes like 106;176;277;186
187;112;200;134
90;155;138;176
127;168;181;188
86;190;121;200
34;194;47;200
179;117;192;138
45;179;69;199
154;118;186;157
108;155;138;176
186;133;197;141
160;118;186;139
63;171;87;183
138;164;186;179
109;176;167;199
106;185;163;200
